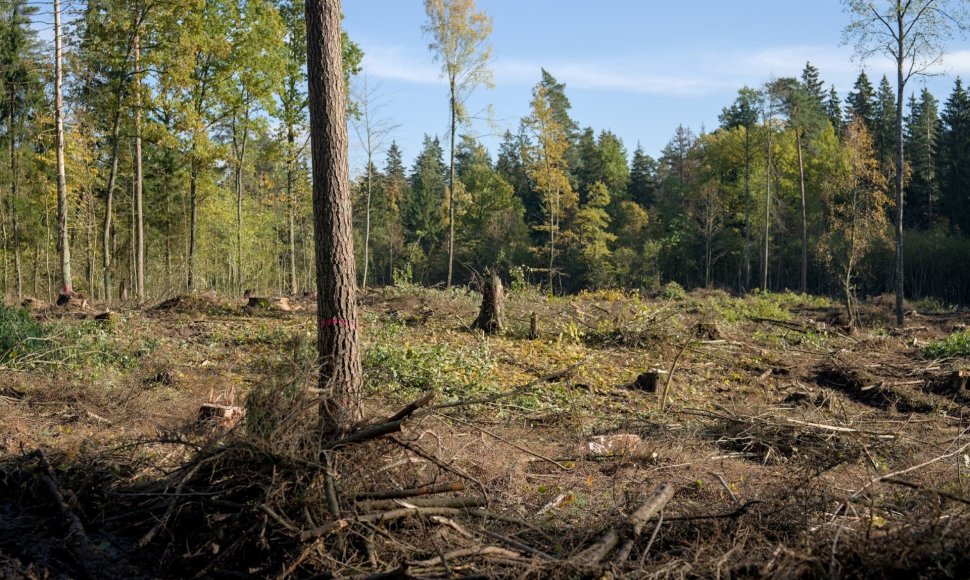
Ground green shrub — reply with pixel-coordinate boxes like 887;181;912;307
659;281;686;301
0;305;46;363
922;330;970;359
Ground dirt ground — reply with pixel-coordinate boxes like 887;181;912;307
1;287;969;578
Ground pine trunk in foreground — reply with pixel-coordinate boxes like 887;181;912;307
306;0;363;435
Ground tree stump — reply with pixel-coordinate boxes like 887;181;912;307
55;291;87;309
631;369;665;392
472;271;504;335
246;296;271;309
529;311;539;340
949;369;970;392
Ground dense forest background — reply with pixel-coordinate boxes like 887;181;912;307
3;0;970;306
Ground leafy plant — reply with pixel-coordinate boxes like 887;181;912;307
0;305;46;363
922;330;970;359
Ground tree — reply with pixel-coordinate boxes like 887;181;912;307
825;84;845;135
522;82;575;292
905;87;940;228
405;135;447;276
939;79;970;232
773;76;825;294
843;0;970;325
819;119;891;328
1;0;42;300
628;143;658;207
720;86;760;291
423;0;493;288
351;75;397;290
305;0;362;434
845;70;876;129
54;0;73;297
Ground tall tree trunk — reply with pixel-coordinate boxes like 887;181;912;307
54;0;73;295
743;127;751;293
796;128;807;294
103;106;123;306
362;149;372;291
762;112;772;292
894;14;906;327
287;124;298;294
306;0;363;435
188;148;198;292
134;32;145;301
9;91;21;300
446;83;457;289
234;106;250;294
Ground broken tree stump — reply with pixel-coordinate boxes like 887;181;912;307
472;270;504;335
631;369;666;392
529;311;539;340
949;369;970;392
246;296;271;309
55;291;87;309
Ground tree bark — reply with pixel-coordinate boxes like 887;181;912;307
306;0;363;435
9;89;22;300
894;11;906;327
102;106;123;305
54;0;73;295
796;127;807;294
287;124;298;294
472;270;503;334
743;126;751;293
134;31;145;301
447;81;457;289
762;102;772;292
188;149;198;292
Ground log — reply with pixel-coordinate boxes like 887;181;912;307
471;270;503;334
575;482;675;565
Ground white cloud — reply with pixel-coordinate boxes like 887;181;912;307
358;40;968;98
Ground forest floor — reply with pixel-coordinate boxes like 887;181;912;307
1;285;970;578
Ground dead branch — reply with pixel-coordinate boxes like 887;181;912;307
575;483;675;564
32;450;97;575
352;482;466;500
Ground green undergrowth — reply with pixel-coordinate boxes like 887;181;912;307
688;290;832;324
0;305;157;371
922;329;970;359
362;318;575;415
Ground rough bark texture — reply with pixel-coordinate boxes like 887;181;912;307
54;0;73;295
472;270;503;334
134;32;145;301
306;0;363;434
894;13;906;327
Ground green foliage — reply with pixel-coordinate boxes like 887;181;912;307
0;305;45;363
364;321;496;400
659;281;687;301
922;330;970;359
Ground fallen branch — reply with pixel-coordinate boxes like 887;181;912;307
32;450;97;574
410;546;521;568
352;481;465;501
575;483;675;565
356;495;486;511
300;506;470;541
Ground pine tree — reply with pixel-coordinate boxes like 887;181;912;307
873;75;897;175
801;61;826;109
405;135;448;272
628;143;658;208
825;84;844;135
905;88;940;228
845;71;876;130
939;79;970;233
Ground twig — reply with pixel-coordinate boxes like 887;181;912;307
882;477;970;506
300;507;471;541
136;460;203;548
352;481;465;501
410;546;521;568
660;332;693;412
357;496;485;511
576;483;675;564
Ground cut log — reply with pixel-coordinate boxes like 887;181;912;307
55;291;87;309
583;434;643;457
472;270;504;335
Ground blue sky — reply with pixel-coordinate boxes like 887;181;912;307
343;0;970;171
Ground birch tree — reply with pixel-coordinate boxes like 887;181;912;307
842;0;970;325
423;0;493;288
